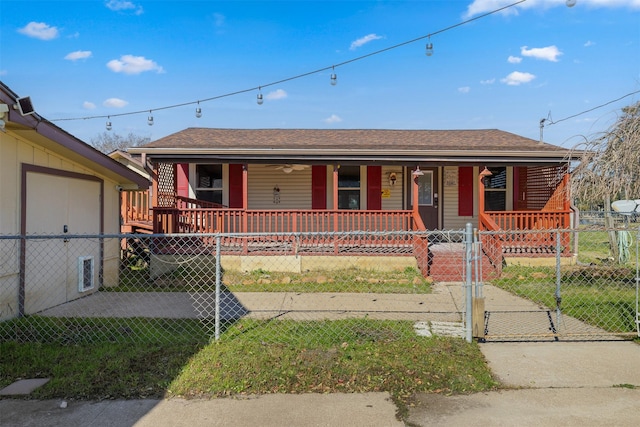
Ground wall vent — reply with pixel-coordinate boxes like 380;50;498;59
78;256;95;292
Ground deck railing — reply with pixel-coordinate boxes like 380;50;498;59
152;207;422;255
120;190;152;226
479;209;572;267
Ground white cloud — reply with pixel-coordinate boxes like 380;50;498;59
508;55;522;64
103;98;128;108
265;89;287;100
521;45;562;62
480;78;496;85
501;71;536;86
107;55;164;74
458;86;471;94
213;13;225;27
18;22;59;40
83;101;96;109
105;0;144;15
65;50;92;61
584;40;595;47
350;34;383;50
324;114;343;124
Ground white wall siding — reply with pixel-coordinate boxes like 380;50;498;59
247;164;312;210
381;165;403;210
442;166;477;230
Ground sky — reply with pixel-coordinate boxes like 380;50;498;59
1;0;639;148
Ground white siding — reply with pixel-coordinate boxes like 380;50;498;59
442;166;477;230
381;166;403;210
247;164;312;210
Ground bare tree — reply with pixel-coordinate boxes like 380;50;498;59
90;131;150;154
570;102;640;207
569;101;640;260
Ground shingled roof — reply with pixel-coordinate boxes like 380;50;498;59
131;128;575;166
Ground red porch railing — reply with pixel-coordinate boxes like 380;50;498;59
152;207;423;255
120;190;152;232
478;173;572;272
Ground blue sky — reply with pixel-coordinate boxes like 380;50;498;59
1;0;639;148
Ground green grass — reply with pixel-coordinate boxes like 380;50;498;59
0;319;497;420
492;265;638;333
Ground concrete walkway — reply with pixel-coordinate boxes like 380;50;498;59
2;341;639;426
4;282;639;426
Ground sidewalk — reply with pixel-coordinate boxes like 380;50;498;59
2;341;639;426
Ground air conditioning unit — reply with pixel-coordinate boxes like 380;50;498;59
78;256;95;292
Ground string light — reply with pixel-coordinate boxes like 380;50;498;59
51;0;532;127
105;116;112;131
425;37;433;57
195;102;202;118
566;0;576;7
257;88;264;105
330;67;337;86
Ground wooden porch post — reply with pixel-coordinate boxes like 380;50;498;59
242;164;249;254
332;165;339;210
478;167;492;215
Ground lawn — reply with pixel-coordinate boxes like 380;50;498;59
0;319;497;421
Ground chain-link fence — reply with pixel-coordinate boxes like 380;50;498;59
1;227;638;345
0;231;467;345
478;225;640;341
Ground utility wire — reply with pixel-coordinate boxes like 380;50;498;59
545;89;640;126
52;0;528;123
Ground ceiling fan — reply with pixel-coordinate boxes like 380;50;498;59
268;164;309;173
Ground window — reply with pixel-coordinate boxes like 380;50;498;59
484;167;506;211
195;164;223;204
338;166;360;209
417;171;434;206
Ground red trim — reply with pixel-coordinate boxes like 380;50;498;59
367;166;382;210
311;165;327;209
228;164;243;208
458;167;473;216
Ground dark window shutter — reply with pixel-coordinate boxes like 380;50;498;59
228;164;243;208
311;165;327;210
458;167;473;216
367;166;382;210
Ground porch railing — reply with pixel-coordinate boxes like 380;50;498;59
152;207;423;255
120;190;152;226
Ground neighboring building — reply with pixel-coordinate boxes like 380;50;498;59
0;81;148;319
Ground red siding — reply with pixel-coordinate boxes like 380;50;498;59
458;167;473;216
176;163;189;197
228;164;243;208
367;166;382;210
311;165;327;210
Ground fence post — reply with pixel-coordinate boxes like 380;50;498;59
465;223;473;343
555;229;562;336
215;234;221;341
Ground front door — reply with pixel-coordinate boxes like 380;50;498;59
413;167;439;229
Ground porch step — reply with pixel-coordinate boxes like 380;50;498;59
427;243;497;282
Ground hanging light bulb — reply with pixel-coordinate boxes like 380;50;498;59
257;92;263;105
566;0;576;7
330;67;337;86
147;111;154;126
195;103;202;118
425;39;434;57
105;117;112;131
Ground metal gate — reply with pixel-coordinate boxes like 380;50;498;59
472;227;640;342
